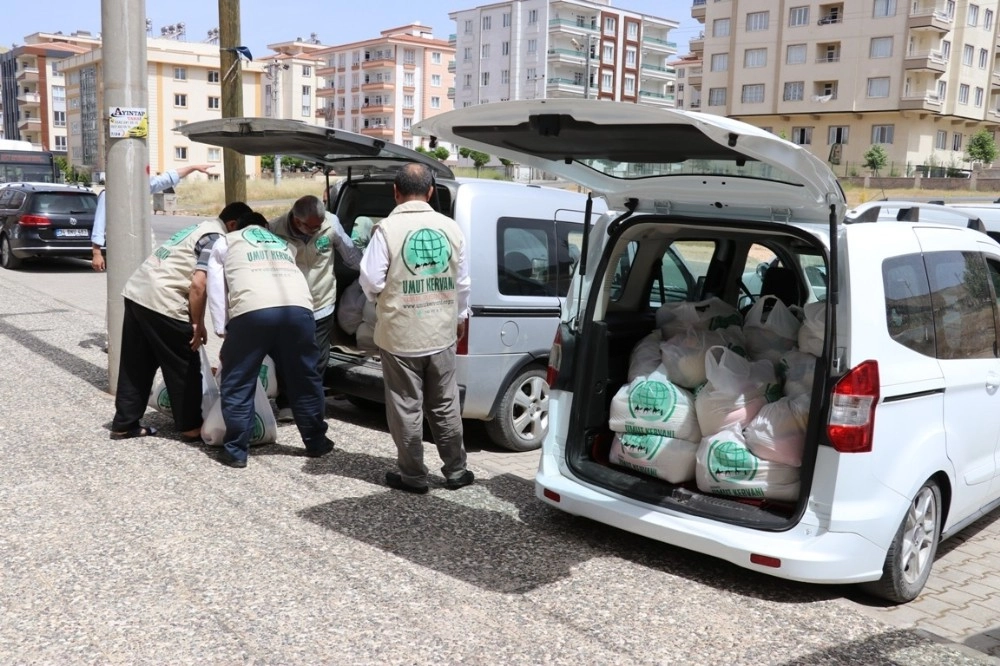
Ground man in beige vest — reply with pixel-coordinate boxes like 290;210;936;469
359;163;473;493
207;212;333;468
269;195;362;423
108;201;252;442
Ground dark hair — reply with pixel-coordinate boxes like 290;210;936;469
394;163;433;197
235;211;269;231
219;201;252;223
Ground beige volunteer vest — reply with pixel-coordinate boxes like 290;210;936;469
374;202;464;354
122;218;226;321
270;210;337;311
224;227;313;320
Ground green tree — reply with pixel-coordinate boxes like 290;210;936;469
499;157;513;178
966;129;999;168
459;147;491;175
53;155;71;182
432;146;451;161
863;145;889;175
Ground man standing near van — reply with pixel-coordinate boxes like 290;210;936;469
270;195;362;423
359;163;474;493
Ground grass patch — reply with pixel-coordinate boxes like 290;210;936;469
177;177;328;216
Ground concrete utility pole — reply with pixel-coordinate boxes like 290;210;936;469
264;60;287;186
218;0;246;204
102;0;149;392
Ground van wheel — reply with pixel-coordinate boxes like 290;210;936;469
486;367;549;452
1;235;22;270
860;479;941;604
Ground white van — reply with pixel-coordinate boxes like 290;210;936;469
178;118;606;452
417;100;1000;603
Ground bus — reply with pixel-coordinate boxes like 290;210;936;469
0;140;60;183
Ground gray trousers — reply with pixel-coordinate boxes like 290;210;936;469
381;346;467;487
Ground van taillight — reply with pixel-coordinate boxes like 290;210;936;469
546;327;563;386
456;318;469;356
18;214;50;227
827;359;879;453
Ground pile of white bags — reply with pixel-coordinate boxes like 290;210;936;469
695;346;778;436
656;297;743;340
743;296;801;364
147;346;221;421
695;427;801;501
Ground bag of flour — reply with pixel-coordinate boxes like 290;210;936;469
798;301;825;357
695;346;779;436
695;427;801;501
337;280;367;336
258;355;278;399
609;433;699;484
744;394;811;467
609;366;701;442
628;330;663;381
201;376;278;447
743;295;800;363
778;349;817;397
148;346;220;421
656;297;743;340
661;327;748;389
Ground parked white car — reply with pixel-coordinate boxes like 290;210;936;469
417;100;1000;603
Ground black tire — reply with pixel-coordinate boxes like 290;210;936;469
860;479;941;604
1;235;22;270
485;366;549;452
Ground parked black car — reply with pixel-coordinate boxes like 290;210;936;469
0;182;98;269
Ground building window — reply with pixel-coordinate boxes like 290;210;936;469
301;85;311;117
601;72;613;91
741;84;765;103
959;83;970;103
431;74;441;86
602;44;614;63
935;130;948;149
867;77;890;97
963;44;974;66
708;87;727;105
744;48;767;68
502;12;511;27
527;39;537;54
986;8;995;29
403;94;414;108
872;125;894;144
53;110;66;127
627;22;638;39
463;47;472;62
791;127;813;144
624;75;635;94
604;17;617;33
302;65;311;76
54;136;67;151
174;93;187;107
501;69;510;84
789;6;809;26
980;48;989;69
429;52;440;65
953;132;963;150
481;71;490;86
208;96;220;109
208;147;222;162
626;46;637;66
873;0;897;18
746;11;769;31
403;117;412;130
464;19;472;33
787;44;806;64
710;53;729;72
713;18;730;37
175;146;188;160
969;4;980;25
975;87;984;107
528;9;537;24
942;40;951;60
784;81;804;101
502;41;510;56
938;80;947;99
208;70;220;83
481;44;490;59
482;15;492;30
463;74;472;88
173;67;187;80
870;37;893;58
828;126;849;145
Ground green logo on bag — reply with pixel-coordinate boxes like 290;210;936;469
258;365;269;391
764;382;783;403
707;438;758;482
628;380;677;423
403;228;451;276
710;314;743;330
156;387;171;411
620;434;663;461
251;413;265;443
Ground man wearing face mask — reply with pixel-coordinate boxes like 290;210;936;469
269;195;362;423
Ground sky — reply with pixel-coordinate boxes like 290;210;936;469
1;0;701;61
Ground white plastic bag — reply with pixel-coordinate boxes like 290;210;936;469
798;301;825;357
609;433;698;484
628;330;662;381
337;280;367;336
779;349;817;397
660;327;747;389
656;297;742;340
200;377;278;447
695;346;779;436
743;295;800;363
148;346;220;420
258;356;278;399
744;394;811;467
695;427;800;501
609;366;701;442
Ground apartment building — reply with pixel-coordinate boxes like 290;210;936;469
314;24;454;150
262;36;325;125
672;52;702;110
449;0;678;108
690;0;1000;172
60;38;266;178
0;31;100;153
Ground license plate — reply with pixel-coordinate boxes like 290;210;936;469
56;228;89;238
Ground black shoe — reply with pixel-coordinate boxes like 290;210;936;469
218;450;247;469
385;471;429;494
305;437;334;458
445;470;475;490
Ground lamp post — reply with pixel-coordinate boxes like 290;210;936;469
263;60;289;185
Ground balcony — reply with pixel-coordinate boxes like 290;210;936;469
899;93;942;111
316;86;336;99
640;63;675;79
448;34;456;47
360;125;394;138
547;47;587;65
17;91;40;106
548;18;600;38
17;116;41;131
691;0;706;21
363;56;395;68
690;33;704;54
904;49;947;73
360;103;392;114
447;60;455;73
546;77;586;96
361;81;393;91
642;35;677;53
993;72;1000;89
908;9;952;32
447;87;455;100
16;66;39;83
638;90;675;105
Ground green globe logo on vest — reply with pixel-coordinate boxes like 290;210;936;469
315;235;331;253
401;227;454;295
627;379;677;423
153;224;198;261
242;227;295;265
707;437;759;483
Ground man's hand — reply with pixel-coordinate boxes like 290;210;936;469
177;164;215;179
189;322;208;350
91;246;105;272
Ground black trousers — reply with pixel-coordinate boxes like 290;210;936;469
111;299;202;433
275;310;334;408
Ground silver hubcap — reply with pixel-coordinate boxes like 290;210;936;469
900;486;937;585
509;375;549;443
